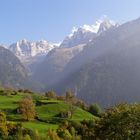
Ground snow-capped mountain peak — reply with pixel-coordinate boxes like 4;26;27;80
69;19;117;38
60;18;118;48
97;19;118;34
69;21;101;38
8;39;58;64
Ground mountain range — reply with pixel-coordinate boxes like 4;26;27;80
33;19;117;87
51;18;140;107
1;17;140;107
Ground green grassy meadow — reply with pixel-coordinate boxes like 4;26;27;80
0;89;96;135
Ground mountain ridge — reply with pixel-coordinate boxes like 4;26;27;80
0;46;34;89
49;17;140;107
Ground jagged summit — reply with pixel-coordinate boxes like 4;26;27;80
6;17;118;59
97;19;118;34
68;21;101;38
60;18;118;48
68;18;118;37
8;39;58;59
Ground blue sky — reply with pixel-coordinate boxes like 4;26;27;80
0;0;140;45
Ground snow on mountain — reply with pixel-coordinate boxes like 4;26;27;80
8;39;59;64
68;21;101;38
60;27;97;48
6;17;118;71
97;19;118;34
33;18;118;86
60;18;118;48
51;17;140;107
7;18;118;61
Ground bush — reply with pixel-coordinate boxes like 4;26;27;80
89;103;102;117
19;96;36;121
0;111;8;137
58;111;72;119
45;91;56;99
93;104;140;139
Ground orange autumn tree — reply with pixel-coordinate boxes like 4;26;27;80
19;95;36;121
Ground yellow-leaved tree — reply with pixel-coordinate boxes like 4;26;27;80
19;95;36;121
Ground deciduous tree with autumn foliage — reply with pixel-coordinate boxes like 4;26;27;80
19;95;36;121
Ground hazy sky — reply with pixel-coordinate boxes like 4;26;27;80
0;0;140;45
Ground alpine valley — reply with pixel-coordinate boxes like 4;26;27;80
1;17;140;107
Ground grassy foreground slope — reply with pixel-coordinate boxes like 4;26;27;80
0;88;96;135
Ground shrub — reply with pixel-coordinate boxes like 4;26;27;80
94;104;140;139
45;91;56;99
19;96;36;121
0;111;8;137
89;103;102;117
